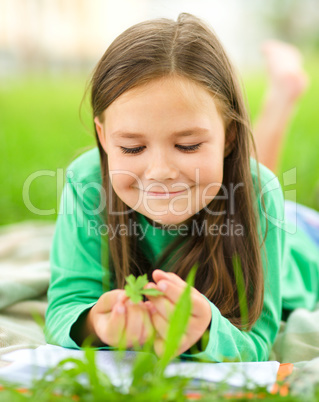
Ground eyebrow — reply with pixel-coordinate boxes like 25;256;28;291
111;128;210;139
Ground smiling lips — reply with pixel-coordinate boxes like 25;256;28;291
133;186;193;195
147;190;185;195
142;187;193;197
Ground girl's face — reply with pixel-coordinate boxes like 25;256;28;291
95;75;227;228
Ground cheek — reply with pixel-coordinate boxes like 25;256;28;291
110;172;137;193
196;149;224;181
197;154;224;197
107;154;137;187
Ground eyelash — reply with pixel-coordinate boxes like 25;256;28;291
120;143;202;155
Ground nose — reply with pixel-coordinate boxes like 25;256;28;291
144;148;179;181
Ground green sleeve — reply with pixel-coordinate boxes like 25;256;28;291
182;170;285;362
44;171;112;349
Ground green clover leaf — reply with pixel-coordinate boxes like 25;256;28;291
124;274;164;304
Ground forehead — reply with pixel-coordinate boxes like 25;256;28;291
104;75;223;119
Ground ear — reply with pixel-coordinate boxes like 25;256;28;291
224;123;236;157
94;116;107;154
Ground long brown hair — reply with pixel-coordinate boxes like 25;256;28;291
89;13;267;330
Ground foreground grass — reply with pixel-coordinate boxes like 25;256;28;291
0;304;317;401
0;349;309;402
1;57;318;226
1;263;318;400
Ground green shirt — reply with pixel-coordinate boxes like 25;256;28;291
44;147;319;361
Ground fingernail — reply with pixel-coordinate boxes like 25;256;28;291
116;304;125;314
117;293;124;302
158;281;167;291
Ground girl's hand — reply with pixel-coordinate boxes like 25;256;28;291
88;289;153;348
144;270;212;357
121;294;154;347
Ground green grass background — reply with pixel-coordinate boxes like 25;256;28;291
1;58;318;226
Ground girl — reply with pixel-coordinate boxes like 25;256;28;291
45;13;319;362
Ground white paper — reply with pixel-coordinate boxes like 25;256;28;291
0;344;280;391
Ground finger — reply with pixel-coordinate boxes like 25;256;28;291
147;279;206;317
139;307;155;344
153;334;189;358
148;304;206;357
154;336;165;357
147;297;210;351
145;290;175;321
149;300;196;339
150;309;169;340
144;300;156;315
117;292;130;304
101;301;126;346
153;270;204;303
125;301;145;347
157;280;211;317
95;289;127;314
152;270;186;288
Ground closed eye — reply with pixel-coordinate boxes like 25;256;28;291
120;143;202;155
177;143;202;152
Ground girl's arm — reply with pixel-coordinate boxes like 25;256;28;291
197;165;285;362
44;168;110;348
146;162;285;362
44;161;153;349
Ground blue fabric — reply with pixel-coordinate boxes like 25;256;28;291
285;200;319;247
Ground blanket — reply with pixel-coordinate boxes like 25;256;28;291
0;221;54;367
0;220;319;379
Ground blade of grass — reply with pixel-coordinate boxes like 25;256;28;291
232;255;249;331
130;318;159;388
156;263;198;375
81;338;116;397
